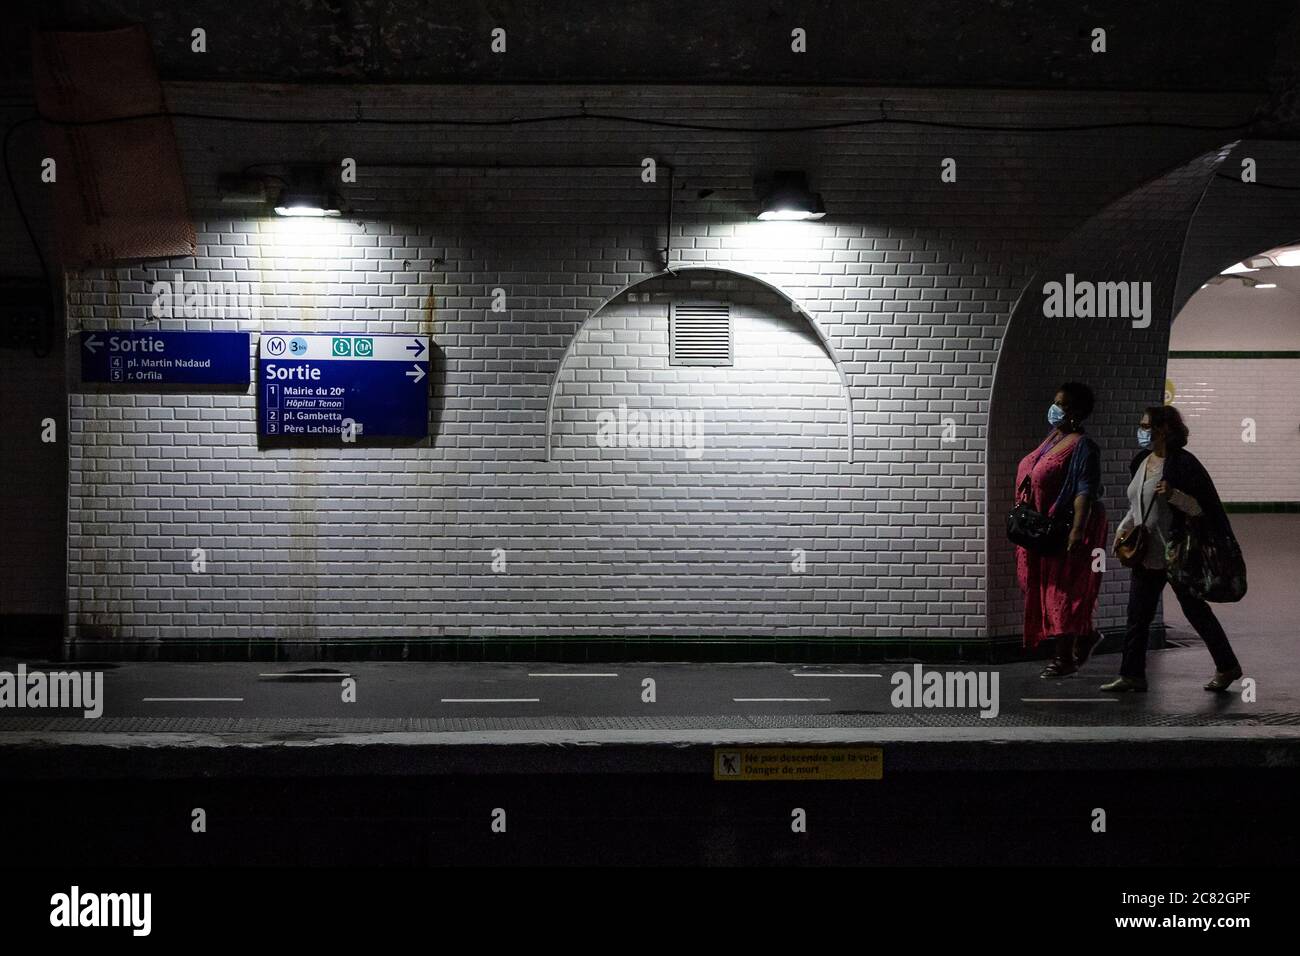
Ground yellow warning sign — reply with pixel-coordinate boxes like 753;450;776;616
713;747;883;781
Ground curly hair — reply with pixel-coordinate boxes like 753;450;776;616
1057;381;1095;421
1145;404;1189;449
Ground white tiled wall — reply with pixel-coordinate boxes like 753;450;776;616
1166;359;1300;502
62;82;1263;644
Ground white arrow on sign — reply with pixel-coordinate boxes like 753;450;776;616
406;365;426;384
84;334;103;354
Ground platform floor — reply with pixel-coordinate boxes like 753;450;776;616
2;513;1295;773
2;642;1298;777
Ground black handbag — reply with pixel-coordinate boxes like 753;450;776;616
1006;473;1071;555
1166;518;1248;603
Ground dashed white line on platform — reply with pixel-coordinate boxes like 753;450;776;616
790;672;882;678
142;697;244;702
733;697;831;702
257;673;352;678
441;698;541;703
527;673;618;678
1020;698;1118;703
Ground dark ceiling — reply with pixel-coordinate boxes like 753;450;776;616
4;0;1300;93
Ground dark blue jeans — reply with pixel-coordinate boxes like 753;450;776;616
1120;565;1240;680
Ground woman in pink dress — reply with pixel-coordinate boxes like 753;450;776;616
1015;382;1108;677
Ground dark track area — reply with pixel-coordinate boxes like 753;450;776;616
6;767;1295;867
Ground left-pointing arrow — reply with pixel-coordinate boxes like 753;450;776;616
84;334;103;354
406;364;426;384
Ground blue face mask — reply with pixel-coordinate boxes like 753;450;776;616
1047;403;1066;428
1137;427;1153;450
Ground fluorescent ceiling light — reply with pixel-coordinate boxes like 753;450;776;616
1253;283;1277;289
1221;262;1255;274
1273;249;1300;267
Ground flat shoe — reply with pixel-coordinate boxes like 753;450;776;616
1040;659;1077;679
1101;676;1147;693
1204;666;1243;692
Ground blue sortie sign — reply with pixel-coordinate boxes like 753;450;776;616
259;333;430;438
80;331;251;385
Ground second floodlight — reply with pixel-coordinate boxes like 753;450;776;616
757;171;826;221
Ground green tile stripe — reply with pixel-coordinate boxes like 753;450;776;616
1224;502;1300;513
1168;350;1300;359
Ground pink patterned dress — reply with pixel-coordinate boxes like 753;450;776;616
1015;432;1108;648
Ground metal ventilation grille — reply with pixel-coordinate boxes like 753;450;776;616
670;302;732;366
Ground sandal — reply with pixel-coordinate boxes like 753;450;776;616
1040;635;1078;679
1040;657;1078;679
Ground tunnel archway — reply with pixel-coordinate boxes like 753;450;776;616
986;144;1237;640
987;138;1300;646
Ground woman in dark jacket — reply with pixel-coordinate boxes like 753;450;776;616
1101;405;1244;693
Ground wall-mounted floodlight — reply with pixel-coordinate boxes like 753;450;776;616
272;165;341;217
274;188;341;218
220;166;342;217
757;171;826;221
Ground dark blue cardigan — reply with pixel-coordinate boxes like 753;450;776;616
1040;431;1102;518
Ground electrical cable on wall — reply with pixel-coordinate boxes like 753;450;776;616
9;109;1264;133
0;106;1280;357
